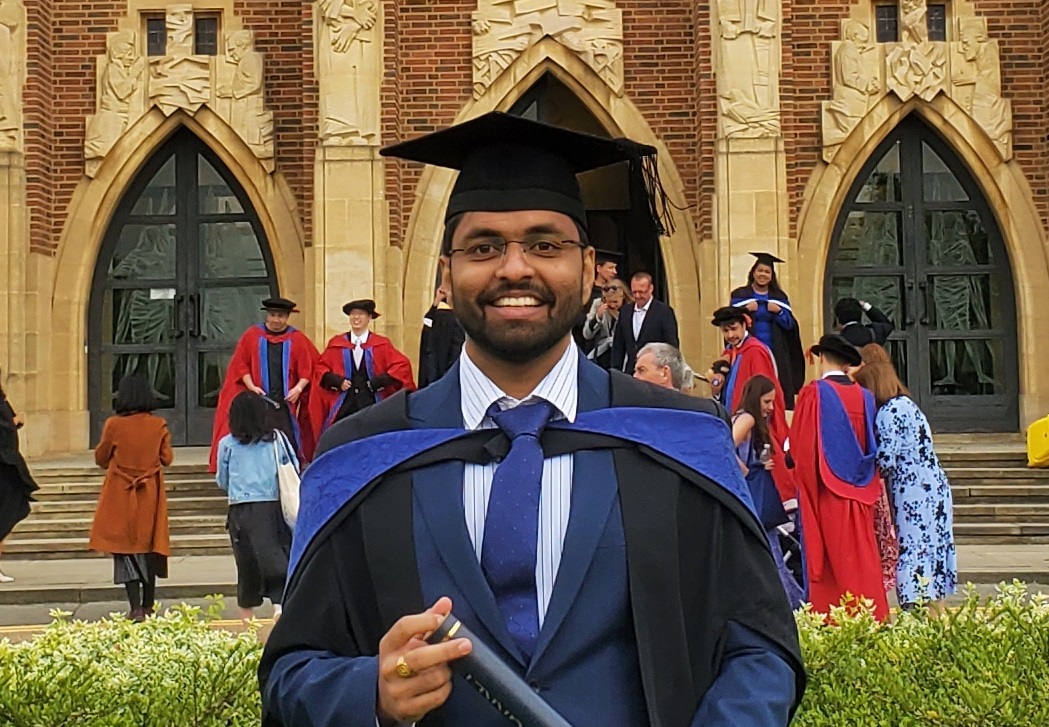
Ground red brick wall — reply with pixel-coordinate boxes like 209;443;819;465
692;1;716;243
24;0;314;256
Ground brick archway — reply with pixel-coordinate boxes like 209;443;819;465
399;38;703;371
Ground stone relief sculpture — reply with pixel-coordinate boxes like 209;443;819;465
715;0;780;138
216;31;274;160
821;1;1013;162
0;0;25;152
85;32;147;172
149;4;211;115
471;0;624;99
84;5;277;173
950;18;1011;159
316;0;381;145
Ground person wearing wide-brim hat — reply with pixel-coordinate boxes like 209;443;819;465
208;297;320;473
309;299;416;438
790;332;892;622
730;253;805;409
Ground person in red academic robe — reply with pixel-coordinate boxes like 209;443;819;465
308;299;416;448
707;306;795;502
208;298;320;473
790;334;889;621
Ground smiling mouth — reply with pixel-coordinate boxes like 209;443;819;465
491;296;544;307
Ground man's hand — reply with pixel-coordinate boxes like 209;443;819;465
340;379;352;392
744;301;759;313
767;301;782;314
285;384;304;404
247;383;267;396
377;597;471;726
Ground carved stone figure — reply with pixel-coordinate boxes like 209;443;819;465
316;0;380;145
471;0;624;99
951;18;1011;158
0;0;24;152
149;4;211;115
899;0;928;44
216;31;273;159
715;0;780;138
85;32;146;165
822;21;880;148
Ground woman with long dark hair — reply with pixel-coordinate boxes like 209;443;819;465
853;344;956;610
732;375;804;608
0;370;38;583
730;253;805;408
90;374;173;620
216;391;296;621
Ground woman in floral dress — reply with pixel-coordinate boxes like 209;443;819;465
854;344;957;609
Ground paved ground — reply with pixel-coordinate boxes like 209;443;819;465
0;543;1046;628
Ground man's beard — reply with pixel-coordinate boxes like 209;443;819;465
454;280;582;363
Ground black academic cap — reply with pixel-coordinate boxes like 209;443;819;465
261;297;298;313
749;251;785;266
810;334;862;367
380;112;675;242
711;305;749;328
342;299;380;319
595;249;622;265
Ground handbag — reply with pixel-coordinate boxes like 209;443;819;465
273;432;301;528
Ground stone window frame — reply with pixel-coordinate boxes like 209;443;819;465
872;1;951;44
140;9;224;57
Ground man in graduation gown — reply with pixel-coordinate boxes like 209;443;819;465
259;112;804;727
730;252;805;408
790;333;889;621
418;288;466;388
309;299;417;449
208;298;319;473
708;306;794;502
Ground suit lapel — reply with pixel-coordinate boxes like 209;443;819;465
530;358;613;667
635;301;654;343
407;362;524;663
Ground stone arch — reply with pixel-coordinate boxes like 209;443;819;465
47;106;305;447
400;37;703;368
795;92;1049;424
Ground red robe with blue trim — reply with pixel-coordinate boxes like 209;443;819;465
208;325;319;473
723;334;795;501
307;332;416;455
791;377;888;620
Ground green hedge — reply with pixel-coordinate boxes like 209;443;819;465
2;584;1048;726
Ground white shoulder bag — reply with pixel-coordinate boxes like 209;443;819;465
273;432;301;528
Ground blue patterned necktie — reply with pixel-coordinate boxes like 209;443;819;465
481;399;556;663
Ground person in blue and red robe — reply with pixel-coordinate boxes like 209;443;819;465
790;333;889;621
208;298;320;473
708;306;795;502
308;299;416;448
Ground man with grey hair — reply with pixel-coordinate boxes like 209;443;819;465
634;342;694;392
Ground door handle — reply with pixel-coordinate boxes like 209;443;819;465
903;279;915;327
172;294;185;339
188;293;201;338
918;280;931;326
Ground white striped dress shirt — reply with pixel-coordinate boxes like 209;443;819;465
459;343;578;627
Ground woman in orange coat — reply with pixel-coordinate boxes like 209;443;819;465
90;374;173;621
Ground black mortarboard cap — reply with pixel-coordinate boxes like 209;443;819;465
342;299;380;318
595;248;622;265
380;112;675;245
810;334;862;367
711;305;749;328
261;297;298;313
749;251;785;266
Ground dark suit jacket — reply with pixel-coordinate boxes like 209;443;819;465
610;297;679;373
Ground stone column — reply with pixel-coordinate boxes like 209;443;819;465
310;0;389;343
711;0;792;295
0;152;32;445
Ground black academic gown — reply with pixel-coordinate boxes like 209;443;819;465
259;358;805;727
418;304;466;388
0;388;36;540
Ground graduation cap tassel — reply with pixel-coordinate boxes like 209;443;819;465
640;153;677;237
619;138;678;239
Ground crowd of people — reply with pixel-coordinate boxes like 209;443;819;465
0;110;962;725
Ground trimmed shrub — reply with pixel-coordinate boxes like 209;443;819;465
2;584;1049;725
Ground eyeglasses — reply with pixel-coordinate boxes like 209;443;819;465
448;236;586;263
602;285;620;292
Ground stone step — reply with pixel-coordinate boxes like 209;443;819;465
955;522;1049;537
30;479;221;501
30;463;211;482
946;467;1049;481
950;483;1049;502
2;533;231;560
954;503;1049;522
28;496;227;516
9;514;227;537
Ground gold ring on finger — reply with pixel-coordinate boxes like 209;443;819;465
395;655;413;679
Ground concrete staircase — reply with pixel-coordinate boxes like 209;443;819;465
6;449;229;560
938;434;1049;544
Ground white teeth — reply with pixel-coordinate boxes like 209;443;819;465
493;296;542;307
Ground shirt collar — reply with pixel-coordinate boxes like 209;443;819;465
821;370;848;379
459;341;578;431
841;321;859;328
635;298;651;313
350;330;370;345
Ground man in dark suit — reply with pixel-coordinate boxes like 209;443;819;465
834;297;894;347
610;271;679;373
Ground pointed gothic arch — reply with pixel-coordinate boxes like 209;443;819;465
399;38;703;368
795;93;1049;426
